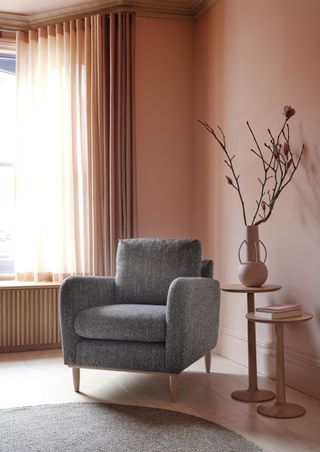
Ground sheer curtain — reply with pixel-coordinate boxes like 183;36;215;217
15;13;135;282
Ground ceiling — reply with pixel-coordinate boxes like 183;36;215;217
0;0;216;30
0;0;108;15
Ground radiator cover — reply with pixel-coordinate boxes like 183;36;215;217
0;283;61;352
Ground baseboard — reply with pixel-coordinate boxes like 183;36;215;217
216;326;320;400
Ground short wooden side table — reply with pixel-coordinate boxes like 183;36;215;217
247;312;313;418
221;284;281;402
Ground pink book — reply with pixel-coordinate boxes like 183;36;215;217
256;303;302;313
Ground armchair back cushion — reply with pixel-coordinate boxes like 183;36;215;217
115;238;201;305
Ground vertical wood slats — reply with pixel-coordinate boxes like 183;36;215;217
0;288;61;350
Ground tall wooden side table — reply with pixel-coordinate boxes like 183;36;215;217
221;284;281;402
247;312;313;418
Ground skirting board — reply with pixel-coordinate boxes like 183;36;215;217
216;326;320;400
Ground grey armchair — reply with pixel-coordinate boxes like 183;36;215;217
60;238;220;401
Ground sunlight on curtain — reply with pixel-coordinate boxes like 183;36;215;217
15;14;135;282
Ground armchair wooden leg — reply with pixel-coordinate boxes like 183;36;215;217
72;367;80;392
205;351;212;373
169;374;179;402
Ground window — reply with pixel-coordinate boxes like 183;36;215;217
0;53;16;274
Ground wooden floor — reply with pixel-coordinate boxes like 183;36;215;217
0;350;319;451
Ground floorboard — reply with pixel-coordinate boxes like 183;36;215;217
0;350;319;451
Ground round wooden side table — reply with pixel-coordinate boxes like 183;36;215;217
221;283;281;402
247;311;313;418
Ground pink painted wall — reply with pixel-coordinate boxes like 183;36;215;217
135;17;194;238
194;0;320;398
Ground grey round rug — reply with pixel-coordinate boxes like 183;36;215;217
0;403;263;452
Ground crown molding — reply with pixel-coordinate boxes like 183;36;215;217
30;1;194;27
0;12;31;31
0;0;218;30
192;0;218;18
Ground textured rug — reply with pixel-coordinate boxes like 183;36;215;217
0;403;263;452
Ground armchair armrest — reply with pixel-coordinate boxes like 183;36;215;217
165;277;220;373
60;276;115;365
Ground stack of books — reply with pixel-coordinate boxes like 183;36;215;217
255;304;302;319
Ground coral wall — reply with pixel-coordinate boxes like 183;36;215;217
135;17;194;238
193;0;320;398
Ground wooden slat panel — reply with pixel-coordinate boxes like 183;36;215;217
0;288;61;351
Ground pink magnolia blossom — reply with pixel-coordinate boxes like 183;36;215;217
273;148;280;160
283;142;290;158
286;159;293;171
283;105;296;120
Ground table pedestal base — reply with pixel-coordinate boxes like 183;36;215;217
231;389;275;403
258;402;305;418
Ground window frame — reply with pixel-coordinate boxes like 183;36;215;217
0;33;16;280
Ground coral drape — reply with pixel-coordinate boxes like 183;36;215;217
15;13;135;281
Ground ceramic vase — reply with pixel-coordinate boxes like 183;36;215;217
238;225;268;287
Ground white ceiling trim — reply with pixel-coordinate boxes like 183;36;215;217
0;0;218;30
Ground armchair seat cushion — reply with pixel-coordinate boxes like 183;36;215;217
74;304;166;343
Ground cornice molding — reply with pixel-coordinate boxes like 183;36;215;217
0;0;218;30
0;12;31;31
192;0;218;18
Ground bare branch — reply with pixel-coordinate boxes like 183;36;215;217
198;119;248;225
198;111;304;227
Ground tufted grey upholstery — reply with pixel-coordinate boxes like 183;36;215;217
60;238;220;396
